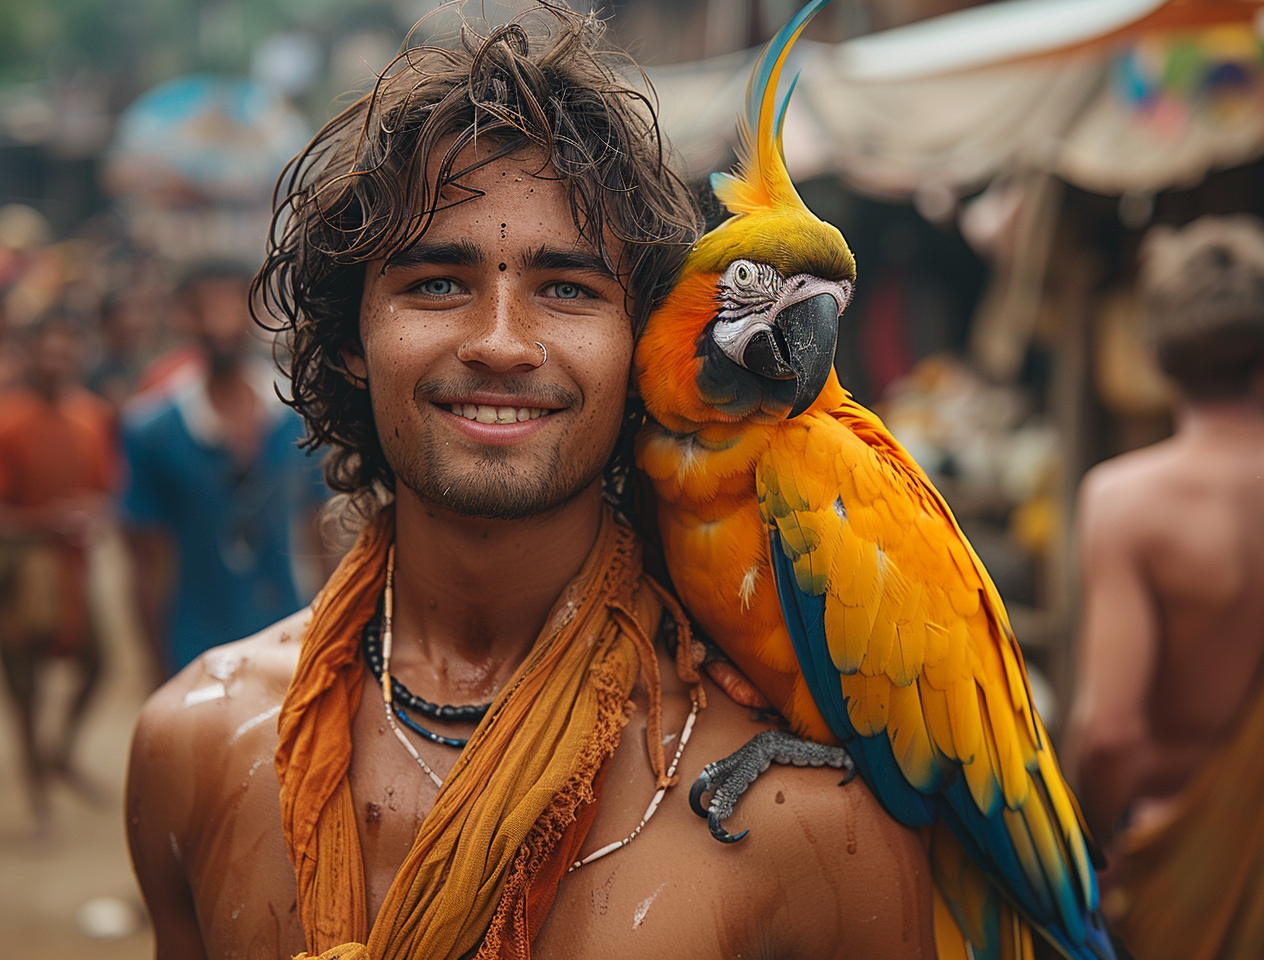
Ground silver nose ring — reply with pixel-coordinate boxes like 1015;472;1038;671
534;341;548;366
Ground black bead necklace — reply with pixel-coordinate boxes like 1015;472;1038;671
361;602;492;750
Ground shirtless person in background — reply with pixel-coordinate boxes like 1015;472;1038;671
124;10;933;959
1066;215;1264;958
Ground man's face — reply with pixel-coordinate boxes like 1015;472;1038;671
183;277;253;371
29;326;81;389
354;145;634;520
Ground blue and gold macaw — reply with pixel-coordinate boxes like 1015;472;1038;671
634;3;1114;958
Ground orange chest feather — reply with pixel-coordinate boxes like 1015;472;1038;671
637;418;830;735
634;273;723;433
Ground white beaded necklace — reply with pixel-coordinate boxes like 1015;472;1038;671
379;545;444;789
568;699;698;872
376;543;700;870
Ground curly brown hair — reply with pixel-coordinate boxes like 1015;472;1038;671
254;3;701;510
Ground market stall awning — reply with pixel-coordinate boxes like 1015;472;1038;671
651;0;1264;196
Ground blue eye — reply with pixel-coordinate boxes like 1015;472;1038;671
419;278;456;296
540;282;583;301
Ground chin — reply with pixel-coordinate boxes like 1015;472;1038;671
400;455;602;522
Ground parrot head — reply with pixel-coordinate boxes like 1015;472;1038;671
636;0;855;434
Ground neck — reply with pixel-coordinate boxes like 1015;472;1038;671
1176;395;1264;442
386;481;606;704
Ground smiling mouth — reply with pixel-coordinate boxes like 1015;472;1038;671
441;402;556;424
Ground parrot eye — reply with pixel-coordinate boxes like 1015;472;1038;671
731;261;755;287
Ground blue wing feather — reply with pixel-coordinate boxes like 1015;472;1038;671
769;527;936;825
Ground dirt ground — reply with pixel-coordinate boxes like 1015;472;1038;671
0;531;155;959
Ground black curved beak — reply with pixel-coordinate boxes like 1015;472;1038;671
778;293;840;418
740;329;795;381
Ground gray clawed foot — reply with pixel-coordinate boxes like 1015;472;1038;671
689;730;855;844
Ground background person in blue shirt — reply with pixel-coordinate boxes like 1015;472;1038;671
122;261;329;677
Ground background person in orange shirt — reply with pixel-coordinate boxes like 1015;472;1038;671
0;312;116;832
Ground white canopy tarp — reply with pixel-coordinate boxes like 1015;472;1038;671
649;0;1264;197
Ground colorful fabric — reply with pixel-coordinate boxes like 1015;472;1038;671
0;386;116;654
275;505;701;960
1108;682;1264;960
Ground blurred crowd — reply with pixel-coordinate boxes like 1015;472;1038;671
0;203;328;834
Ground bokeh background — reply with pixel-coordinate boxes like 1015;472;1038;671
1;0;1263;956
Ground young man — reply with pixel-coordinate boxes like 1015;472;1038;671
0;315;115;830
126;11;934;958
1066;215;1264;958
122;262;328;678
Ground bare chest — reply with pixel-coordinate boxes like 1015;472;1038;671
343;672;785;960
181;667;826;960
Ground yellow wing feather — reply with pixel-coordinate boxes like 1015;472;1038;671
760;391;1092;913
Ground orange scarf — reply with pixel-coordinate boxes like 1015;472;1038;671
275;506;700;960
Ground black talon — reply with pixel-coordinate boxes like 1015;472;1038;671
709;809;748;843
689;773;712;818
690;730;855;846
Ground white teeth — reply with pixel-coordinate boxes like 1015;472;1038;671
447;403;550;423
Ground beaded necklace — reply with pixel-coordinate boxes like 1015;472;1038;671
363;612;490;749
377;545;444;788
374;543;699;869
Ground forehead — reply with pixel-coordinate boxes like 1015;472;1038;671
406;142;592;252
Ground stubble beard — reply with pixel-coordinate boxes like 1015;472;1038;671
386;376;614;520
393;435;606;520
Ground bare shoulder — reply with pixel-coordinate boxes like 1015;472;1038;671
685;688;934;956
127;610;311;960
128;608;310;832
1078;442;1187;548
1080;441;1182;513
133;608;309;754
731;752;932;954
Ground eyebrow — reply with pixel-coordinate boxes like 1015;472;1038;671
520;246;616;280
385;239;484;270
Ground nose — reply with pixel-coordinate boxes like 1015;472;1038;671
455;283;544;373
